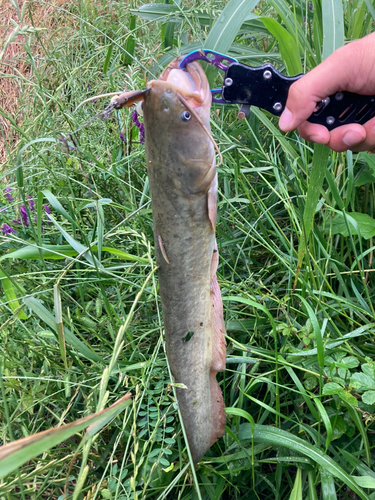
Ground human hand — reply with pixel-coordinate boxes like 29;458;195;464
279;32;375;153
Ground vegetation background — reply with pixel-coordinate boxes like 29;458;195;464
1;0;375;498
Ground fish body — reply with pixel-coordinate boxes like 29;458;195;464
119;58;226;463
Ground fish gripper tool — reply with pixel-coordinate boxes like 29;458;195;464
179;49;375;130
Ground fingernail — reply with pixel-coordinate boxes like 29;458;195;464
279;107;293;130
342;131;364;147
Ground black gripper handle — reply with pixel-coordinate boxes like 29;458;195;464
222;62;375;131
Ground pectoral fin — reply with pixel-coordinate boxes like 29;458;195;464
207;173;218;231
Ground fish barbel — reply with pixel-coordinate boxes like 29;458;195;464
116;58;226;464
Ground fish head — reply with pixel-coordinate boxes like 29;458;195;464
143;57;216;194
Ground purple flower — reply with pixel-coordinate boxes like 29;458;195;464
131;110;140;128
44;204;51;214
4;188;13;203
0;206;6;213
131;109;145;144
119;132;126;143
28;195;35;211
20;204;29;227
309;1;313;10
139;123;145;145
2;223;16;235
87;84;91;90
12;218;21;224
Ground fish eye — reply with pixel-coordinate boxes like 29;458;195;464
181;110;191;122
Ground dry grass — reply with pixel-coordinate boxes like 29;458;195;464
0;0;70;164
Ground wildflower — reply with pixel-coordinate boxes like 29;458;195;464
20;204;29;227
0;206;6;213
44;204;51;214
119;132;126;143
2;223;16;235
12;218;21;224
139;123;145;145
87;84;91;90
309;1;313;10
28;195;35;211
131;109;145;144
4;187;13;202
131;109;140;127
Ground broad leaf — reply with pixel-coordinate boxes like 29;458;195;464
330;212;375;240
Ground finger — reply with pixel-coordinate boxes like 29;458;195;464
297;117;375;153
326;123;367;152
342;116;375;152
296;121;331;144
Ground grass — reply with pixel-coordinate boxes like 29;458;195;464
1;0;375;498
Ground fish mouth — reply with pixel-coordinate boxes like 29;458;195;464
148;57;211;110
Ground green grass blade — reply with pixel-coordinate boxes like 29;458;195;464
204;0;259;52
42;189;76;226
1;244;149;263
296;295;324;369
339;447;375;480
295;144;330;288
308;471;319;500
0;266;27;319
222;295;276;338
322;0;344;60
260;17;302;74
132;4;179;22
23;296;103;363
164;19;175;50
353;477;375;488
314;398;333;450
325;168;344;210
0;394;131;479
289;468;302;500
47;214;100;268
321;470;338;500
351;0;368;39
284;366;320;420
123;15;136;65
203;0;258;84
252;425;371;500
36;190;43;247
96;202;104;262
344;403;371;468
364;0;375;20
53;284;67;369
268;0;315;65
1;244;79;260
102;43;113;74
